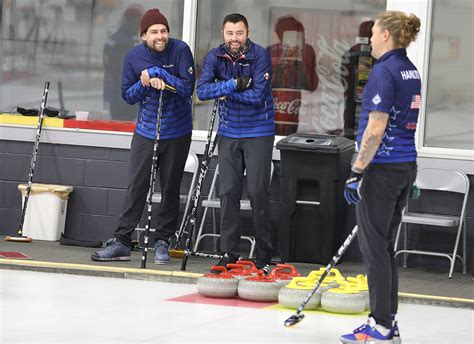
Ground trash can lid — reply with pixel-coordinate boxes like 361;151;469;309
18;183;74;200
276;133;354;153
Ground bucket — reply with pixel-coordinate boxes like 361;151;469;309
18;183;73;241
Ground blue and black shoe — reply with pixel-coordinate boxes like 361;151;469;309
154;240;170;265
91;238;131;261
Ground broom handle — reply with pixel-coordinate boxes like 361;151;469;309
179;99;220;270
140;90;164;269
284;225;359;327
18;81;50;236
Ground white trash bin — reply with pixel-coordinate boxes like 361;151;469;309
18;183;74;241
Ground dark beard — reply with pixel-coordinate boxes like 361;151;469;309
221;41;249;60
146;40;168;52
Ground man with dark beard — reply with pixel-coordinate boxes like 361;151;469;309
92;9;195;265
197;13;275;274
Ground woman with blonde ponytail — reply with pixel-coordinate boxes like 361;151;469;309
341;11;421;344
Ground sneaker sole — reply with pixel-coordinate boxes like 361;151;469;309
340;340;394;344
91;256;131;262
154;260;169;265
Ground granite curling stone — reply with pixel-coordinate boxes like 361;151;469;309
348;275;369;311
227;260;259;280
236;260;259;273
238;271;281;302
197;266;238;298
320;281;366;314
269;264;301;286
278;268;345;310
226;263;254;280
278;276;335;310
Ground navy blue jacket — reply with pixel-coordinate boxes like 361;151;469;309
121;39;195;140
197;40;275;138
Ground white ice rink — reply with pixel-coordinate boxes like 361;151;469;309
0;269;472;343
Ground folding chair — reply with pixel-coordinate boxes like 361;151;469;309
193;162;275;258
394;168;470;278
135;151;199;242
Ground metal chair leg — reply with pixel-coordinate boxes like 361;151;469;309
394;222;402;252
249;238;256;258
193;206;210;252
462;221;467;274
212;208;217;252
403;223;408;268
449;219;465;278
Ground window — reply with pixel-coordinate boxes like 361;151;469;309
193;0;386;138
1;0;184;122
423;0;473;150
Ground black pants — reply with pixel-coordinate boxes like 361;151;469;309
356;162;417;328
217;135;274;263
115;132;191;246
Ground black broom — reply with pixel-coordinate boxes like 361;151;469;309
5;81;50;243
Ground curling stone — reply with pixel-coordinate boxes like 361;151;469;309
196;266;238;298
294;268;344;290
226;263;254;280
321;281;366;314
269;264;301;286
238;271;281;302
309;267;345;286
278;276;335;310
278;268;345;310
348;275;369;311
236;260;260;275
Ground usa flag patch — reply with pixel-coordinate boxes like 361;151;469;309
411;95;421;109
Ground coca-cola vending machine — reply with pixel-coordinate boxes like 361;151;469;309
268;16;318;136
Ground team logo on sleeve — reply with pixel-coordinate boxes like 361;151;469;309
372;94;381;105
410;94;421;109
263;72;270;80
188;67;194;75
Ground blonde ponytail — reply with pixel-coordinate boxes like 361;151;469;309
376;11;421;48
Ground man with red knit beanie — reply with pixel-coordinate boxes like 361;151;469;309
140;8;169;34
92;9;195;265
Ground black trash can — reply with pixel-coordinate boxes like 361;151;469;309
276;133;354;264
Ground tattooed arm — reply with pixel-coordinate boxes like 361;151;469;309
352;111;389;172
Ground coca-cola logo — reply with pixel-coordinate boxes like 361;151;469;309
312;34;350;132
274;97;301;116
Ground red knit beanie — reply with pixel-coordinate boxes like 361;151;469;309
275;16;304;41
140;9;169;35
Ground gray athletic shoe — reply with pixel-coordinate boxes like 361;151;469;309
154;240;170;264
91;238;131;261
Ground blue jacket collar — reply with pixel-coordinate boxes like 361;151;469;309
217;39;255;61
377;48;407;63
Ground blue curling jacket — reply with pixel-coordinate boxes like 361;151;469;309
358;48;421;163
121;39;195;140
197;40;275;139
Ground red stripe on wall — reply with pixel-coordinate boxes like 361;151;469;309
63;119;135;132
